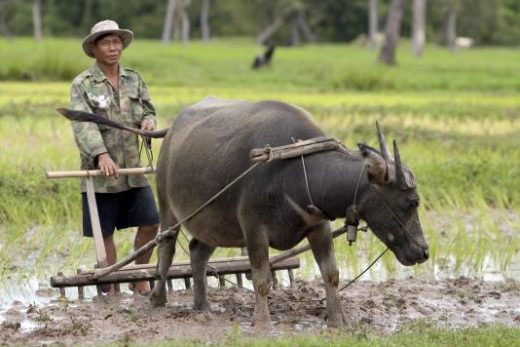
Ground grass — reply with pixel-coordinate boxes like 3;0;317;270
124;323;520;347
0;38;518;283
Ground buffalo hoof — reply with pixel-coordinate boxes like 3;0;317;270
149;288;167;307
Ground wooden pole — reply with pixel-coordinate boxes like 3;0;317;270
85;177;107;268
268;226;347;266
46;167;155;179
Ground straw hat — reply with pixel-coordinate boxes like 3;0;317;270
82;20;133;58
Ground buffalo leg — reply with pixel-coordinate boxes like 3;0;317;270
244;225;272;330
150;208;179;307
150;230;178;306
189;238;215;311
307;223;348;328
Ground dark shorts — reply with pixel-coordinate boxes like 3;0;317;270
81;186;160;238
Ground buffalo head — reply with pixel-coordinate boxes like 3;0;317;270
357;122;429;266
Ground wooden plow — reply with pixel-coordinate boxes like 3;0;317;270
47;136;348;299
46;167;302;299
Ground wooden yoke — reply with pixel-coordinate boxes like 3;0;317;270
46;167;155;270
249;136;344;162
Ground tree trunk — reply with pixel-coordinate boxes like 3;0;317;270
289;12;301;46
172;0;191;44
446;6;457;52
379;0;405;66
256;16;283;44
162;0;176;43
180;0;191;45
368;0;378;50
412;0;427;56
0;0;12;37
32;0;43;41
200;0;210;42
297;10;316;43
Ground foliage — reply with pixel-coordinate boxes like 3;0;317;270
0;0;519;45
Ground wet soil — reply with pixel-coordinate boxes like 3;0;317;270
1;277;519;346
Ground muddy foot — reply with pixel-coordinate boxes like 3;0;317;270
129;281;151;296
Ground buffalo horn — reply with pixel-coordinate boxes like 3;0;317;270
393;140;408;189
376;121;391;161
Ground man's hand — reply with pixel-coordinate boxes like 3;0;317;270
141;119;155;131
97;153;119;177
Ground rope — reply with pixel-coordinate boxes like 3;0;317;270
352;161;366;205
372;186;425;249
139;135;154;168
300;155;315;207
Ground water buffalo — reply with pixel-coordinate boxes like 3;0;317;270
58;97;429;329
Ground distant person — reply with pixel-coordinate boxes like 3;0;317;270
69;19;160;295
252;44;276;69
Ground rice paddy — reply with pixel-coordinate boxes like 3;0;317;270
0;38;519;287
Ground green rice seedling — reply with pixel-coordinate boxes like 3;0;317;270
0;38;519;284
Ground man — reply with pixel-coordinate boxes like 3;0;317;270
70;20;160;295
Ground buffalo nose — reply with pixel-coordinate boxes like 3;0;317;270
423;248;429;260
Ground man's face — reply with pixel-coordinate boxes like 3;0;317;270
92;34;123;66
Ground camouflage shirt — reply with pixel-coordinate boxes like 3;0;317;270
70;63;156;193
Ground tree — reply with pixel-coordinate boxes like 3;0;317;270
161;0;191;45
200;0;211;41
0;0;12;37
256;0;315;46
368;0;378;49
379;0;405;65
412;0;427;56
162;0;176;43
174;0;191;44
32;0;42;41
445;0;459;51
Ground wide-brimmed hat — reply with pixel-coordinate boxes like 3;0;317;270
82;20;133;58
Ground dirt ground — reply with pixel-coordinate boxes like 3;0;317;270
1;277;519;346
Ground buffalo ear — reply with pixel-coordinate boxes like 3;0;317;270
358;144;389;184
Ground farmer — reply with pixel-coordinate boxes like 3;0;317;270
69;19;160;295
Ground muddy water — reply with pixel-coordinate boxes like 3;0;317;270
1;209;519;344
0;278;519;345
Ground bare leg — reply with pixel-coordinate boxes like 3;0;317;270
100;235;117;295
103;234;117;266
131;224;159;294
189;239;215;311
307;223;348;328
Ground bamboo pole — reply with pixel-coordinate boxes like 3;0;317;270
46;167;155;179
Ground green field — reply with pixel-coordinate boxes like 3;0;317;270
141;324;520;347
0;37;519;283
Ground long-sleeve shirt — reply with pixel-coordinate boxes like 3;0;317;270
70;63;156;193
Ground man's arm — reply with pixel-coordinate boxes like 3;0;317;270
70;83;107;159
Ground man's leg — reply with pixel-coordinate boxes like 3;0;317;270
132;223;160;294
103;234;117;295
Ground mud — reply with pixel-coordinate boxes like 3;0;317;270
1;277;519;346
